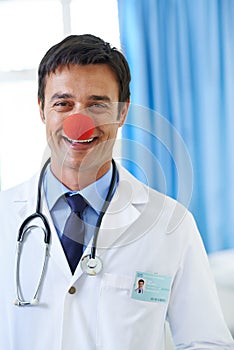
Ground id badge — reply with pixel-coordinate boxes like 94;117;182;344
131;271;172;303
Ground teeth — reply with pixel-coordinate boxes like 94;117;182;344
65;136;94;144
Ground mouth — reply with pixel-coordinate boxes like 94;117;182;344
62;135;98;151
64;135;95;144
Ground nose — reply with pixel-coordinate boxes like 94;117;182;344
63;113;95;140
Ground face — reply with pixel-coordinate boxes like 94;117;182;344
138;281;144;288
38;64;129;182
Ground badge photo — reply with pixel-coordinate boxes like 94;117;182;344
131;271;172;303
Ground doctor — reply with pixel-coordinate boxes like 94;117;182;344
0;34;233;350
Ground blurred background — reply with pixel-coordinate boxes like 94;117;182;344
1;0;234;346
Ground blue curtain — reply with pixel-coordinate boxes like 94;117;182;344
118;0;234;253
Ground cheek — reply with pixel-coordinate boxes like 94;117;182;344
45;114;63;135
100;125;119;140
44;123;59;147
95;115;120;133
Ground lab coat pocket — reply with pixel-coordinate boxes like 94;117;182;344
97;273;164;350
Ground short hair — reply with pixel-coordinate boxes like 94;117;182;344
38;34;131;110
138;279;145;284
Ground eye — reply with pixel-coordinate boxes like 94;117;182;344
55;101;68;106
53;100;73;112
88;103;109;113
92;103;107;108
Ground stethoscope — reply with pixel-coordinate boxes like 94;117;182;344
14;158;117;307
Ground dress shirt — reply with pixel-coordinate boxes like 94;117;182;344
43;163;117;249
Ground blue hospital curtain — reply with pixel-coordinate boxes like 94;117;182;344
118;0;234;253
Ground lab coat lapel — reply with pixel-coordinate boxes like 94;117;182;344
15;174;72;280
40;190;74;280
70;166;149;282
14;175;38;221
95;165;150;252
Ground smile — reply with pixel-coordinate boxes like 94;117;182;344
64;136;95;144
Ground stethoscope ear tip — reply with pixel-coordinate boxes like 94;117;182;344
13;298;39;306
31;298;39;305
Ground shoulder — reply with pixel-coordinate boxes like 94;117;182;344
0;174;38;206
117;163;196;235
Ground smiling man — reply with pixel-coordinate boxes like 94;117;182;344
0;34;234;350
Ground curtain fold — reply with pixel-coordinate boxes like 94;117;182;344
118;0;234;253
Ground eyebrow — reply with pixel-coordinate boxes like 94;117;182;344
49;93;112;103
50;93;74;102
89;95;111;103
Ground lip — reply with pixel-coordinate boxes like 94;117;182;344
62;135;98;151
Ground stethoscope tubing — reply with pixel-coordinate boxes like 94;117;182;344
90;159;117;259
14;158;117;306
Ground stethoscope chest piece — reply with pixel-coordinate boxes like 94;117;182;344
81;255;103;275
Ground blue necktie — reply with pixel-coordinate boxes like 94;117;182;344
61;193;87;274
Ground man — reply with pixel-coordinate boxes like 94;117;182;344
0;34;233;350
135;279;145;294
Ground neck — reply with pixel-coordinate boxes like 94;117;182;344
50;159;112;191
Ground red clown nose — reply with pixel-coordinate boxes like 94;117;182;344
63;114;95;140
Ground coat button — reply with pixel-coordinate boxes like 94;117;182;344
68;286;76;294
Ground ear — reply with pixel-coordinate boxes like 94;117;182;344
118;99;130;127
38;98;46;124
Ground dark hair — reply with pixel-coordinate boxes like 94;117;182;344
138;279;145;284
38;34;131;110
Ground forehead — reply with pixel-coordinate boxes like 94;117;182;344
44;64;119;99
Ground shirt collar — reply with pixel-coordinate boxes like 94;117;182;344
43;164;114;215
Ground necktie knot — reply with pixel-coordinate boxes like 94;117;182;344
65;193;87;215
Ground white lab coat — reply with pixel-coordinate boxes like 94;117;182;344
0;164;233;350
